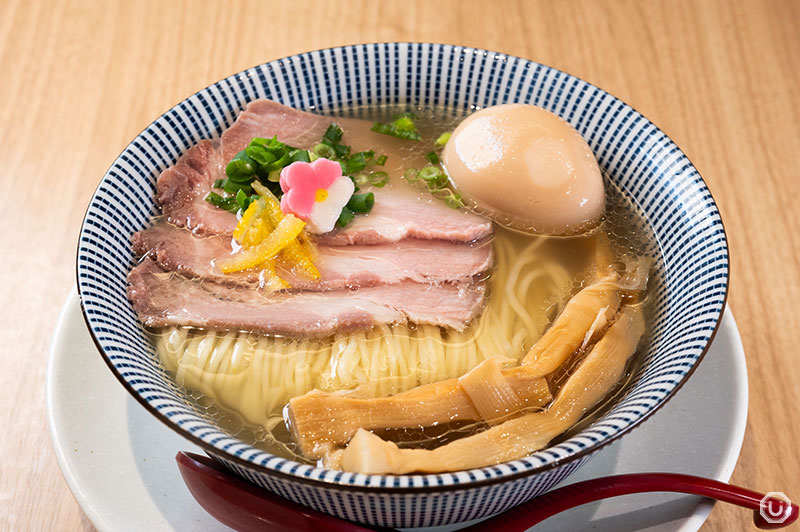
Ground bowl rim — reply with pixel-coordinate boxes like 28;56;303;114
76;42;729;493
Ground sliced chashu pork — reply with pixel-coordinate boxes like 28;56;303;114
219;99;331;163
156;99;492;244
128;260;485;337
155;140;236;236
132;222;492;290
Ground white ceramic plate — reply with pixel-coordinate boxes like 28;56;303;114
48;289;747;532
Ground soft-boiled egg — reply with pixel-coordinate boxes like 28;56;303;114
442;104;605;235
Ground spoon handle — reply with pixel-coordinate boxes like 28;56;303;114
469;472;798;531
176;452;797;531
176;452;390;532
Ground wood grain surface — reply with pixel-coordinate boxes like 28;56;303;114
1;0;798;530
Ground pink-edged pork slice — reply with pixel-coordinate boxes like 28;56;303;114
155;139;236;236
132;222;492;290
128;260;485;337
315;188;493;246
156;98;493;243
219;99;330;163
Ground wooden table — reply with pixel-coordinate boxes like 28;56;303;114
2;0;798;530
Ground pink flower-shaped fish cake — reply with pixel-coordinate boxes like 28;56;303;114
279;158;354;234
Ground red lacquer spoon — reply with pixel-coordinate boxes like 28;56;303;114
176;452;797;531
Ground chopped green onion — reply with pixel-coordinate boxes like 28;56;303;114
236;193;258;211
336;206;355;228
249;137;273;148
353;173;370;187
263;152;291;172
232;148;257;162
212;179;224;189
235;189;249;209
226;156;255;181
333;142;350;158
347;192;375;213
250;136;287;153
289;149;311;163
375;154;387;166
245;145;276;166
343;152;367;175
443;191;464;209
371;122;421;141
401;163;463;209
222;180;252;195
419;165;442;181
313;143;336;159
435;131;452;146
393;115;416;132
227;171;256;184
315;122;354;160
430;175;449;190
205;192;239;213
323;123;344;144
368;171;389;187
358;150;375;163
426;151;440;164
403;168;419;182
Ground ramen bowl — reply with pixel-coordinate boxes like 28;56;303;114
77;43;728;528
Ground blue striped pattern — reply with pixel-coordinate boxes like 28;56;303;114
76;43;728;528
215;453;591;527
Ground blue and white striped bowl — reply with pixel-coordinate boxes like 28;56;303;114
77;43;728;528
